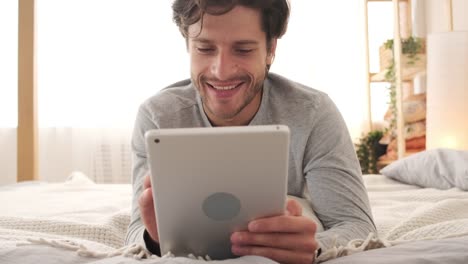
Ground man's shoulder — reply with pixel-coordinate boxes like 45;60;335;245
141;79;198;114
266;73;330;109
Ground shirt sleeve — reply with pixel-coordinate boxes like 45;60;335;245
124;104;160;254
303;94;376;252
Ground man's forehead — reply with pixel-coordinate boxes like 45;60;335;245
187;5;265;41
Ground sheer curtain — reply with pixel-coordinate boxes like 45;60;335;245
1;0;369;184
0;0;18;185
36;0;189;182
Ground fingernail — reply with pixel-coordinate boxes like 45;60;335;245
231;246;243;255
231;233;241;243
248;222;258;231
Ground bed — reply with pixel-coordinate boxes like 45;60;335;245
1;149;468;264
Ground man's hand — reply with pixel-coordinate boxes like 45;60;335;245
139;174;159;243
230;198;319;264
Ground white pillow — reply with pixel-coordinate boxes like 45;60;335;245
380;149;468;190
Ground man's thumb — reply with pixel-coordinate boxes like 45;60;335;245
286;198;302;216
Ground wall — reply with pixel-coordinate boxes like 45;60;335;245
453;0;468;31
425;0;468;34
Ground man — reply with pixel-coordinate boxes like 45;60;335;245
125;1;376;263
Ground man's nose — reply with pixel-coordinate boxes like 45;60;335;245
210;50;237;80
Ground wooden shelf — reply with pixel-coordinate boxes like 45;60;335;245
370;68;426;82
365;0;425;160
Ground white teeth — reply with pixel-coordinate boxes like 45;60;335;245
212;84;237;90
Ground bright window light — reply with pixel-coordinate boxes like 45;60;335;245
368;2;394;125
0;1;18;128
368;2;394;74
34;0;392;136
37;0;189;127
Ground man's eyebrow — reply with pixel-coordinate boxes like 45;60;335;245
192;38;213;44
234;40;259;45
191;38;259;45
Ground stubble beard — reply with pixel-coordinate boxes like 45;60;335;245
193;74;265;121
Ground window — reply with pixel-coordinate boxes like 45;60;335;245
4;0;372;182
0;1;18;128
37;0;189;127
368;1;395;125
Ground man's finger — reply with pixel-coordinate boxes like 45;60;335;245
248;215;317;234
231;231;317;252
139;188;158;241
286;198;302;216
143;174;152;189
138;188;154;214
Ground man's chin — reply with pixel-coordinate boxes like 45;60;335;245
210;110;238;121
204;104;238;120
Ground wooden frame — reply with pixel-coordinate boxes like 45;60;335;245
364;0;408;159
17;0;38;182
392;0;405;159
363;0;373;131
448;0;453;31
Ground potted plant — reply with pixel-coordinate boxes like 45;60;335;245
356;130;386;174
382;36;425;131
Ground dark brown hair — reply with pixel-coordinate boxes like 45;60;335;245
172;0;290;51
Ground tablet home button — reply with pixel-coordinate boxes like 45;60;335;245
202;192;241;221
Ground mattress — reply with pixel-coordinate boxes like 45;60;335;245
1;172;468;264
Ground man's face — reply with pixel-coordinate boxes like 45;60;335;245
188;6;275;126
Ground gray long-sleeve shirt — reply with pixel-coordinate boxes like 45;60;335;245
125;73;376;252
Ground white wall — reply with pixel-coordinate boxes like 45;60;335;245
453;0;468;31
425;0;468;34
425;0;451;33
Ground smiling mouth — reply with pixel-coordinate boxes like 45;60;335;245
206;82;244;91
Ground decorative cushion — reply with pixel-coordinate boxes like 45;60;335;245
380;149;468;190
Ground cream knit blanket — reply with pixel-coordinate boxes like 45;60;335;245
1;174;468;263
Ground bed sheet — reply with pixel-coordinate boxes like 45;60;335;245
0;173;277;264
322;235;468;264
1;173;468;264
0;172;131;250
363;174;468;241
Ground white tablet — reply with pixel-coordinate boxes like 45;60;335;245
145;125;289;260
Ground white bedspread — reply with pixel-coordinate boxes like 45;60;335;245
364;174;468;241
0;172;132;250
1;173;468;263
